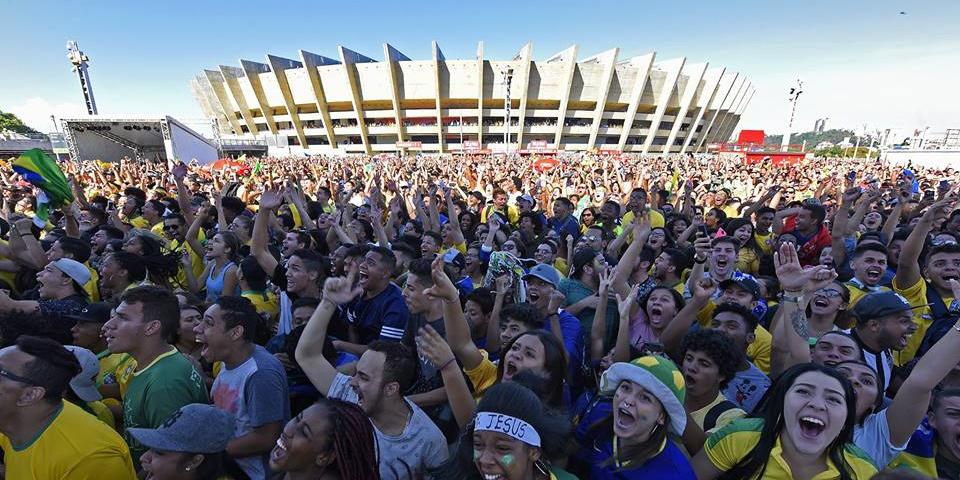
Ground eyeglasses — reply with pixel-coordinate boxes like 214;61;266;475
814;289;844;299
162;224;181;231
0;367;39;386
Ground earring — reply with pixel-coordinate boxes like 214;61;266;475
185;467;191;471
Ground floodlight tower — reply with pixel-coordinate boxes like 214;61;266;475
781;78;803;152
66;41;98;115
503;67;514;154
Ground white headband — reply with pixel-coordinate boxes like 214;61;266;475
475;412;541;447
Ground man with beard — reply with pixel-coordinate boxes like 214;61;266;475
296;271;448;480
336;246;410;357
88;225;124;270
559;248;619;351
653;247;689;292
895;197;960;364
845;243;892;306
620;187;665;231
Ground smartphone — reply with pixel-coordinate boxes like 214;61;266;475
697;225;709;237
106;200;115;211
847;171;856;182
940;180;951;192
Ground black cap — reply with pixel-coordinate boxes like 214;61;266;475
853;291;925;319
65;302;112;324
719;276;761;300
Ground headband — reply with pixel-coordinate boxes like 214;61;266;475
475;412;541;447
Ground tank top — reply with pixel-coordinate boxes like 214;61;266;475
205;260;239;302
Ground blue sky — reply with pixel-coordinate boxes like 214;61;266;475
2;0;958;136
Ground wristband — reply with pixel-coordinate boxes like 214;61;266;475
438;357;457;371
782;294;803;303
694;256;707;264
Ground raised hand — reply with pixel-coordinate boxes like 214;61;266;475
615;283;641;319
692;278;717;301
423;254;459;302
597;265;613;295
547;288;567;313
417;324;455;367
259;188;283;211
494;274;512;298
774;242;834;292
322;269;363;305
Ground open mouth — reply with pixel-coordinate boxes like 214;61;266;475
504;360;518;379
527;291;540;303
358;270;369;287
615;405;637;430
481;474;505;480
798;416;826;439
865;267;883;282
683;373;697;388
270;437;288;463
813;297;830;308
715;258;729;269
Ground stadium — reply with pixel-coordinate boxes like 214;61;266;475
192;41;752;155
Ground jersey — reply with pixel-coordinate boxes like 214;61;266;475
122;349;209;468
0;401;136;479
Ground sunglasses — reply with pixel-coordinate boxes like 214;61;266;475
814;289;844;299
0;367;39;386
163;224;181;231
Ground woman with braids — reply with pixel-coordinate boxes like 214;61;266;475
441;382;577;480
574;355;695;479
268;398;379;480
691;363;877;480
181;205;241;302
128;403;250;480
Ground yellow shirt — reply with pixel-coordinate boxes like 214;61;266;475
168;237;205;290
0;401;137;480
126;215;150;229
242;290;280;323
690;392;746;433
84;265;100;302
843;281;891;309
480;205;520;225
86;400;117;430
893;276;955;366
464;350;498;399
621;208;666;230
754;231;774;255
705;418;877;479
697;300;772;374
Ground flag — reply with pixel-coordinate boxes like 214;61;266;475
12;148;74;227
251;158;263;176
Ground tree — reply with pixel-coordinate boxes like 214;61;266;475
765;129;859;152
0;111;39;135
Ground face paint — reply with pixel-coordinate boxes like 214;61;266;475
473;449;480;461
499;454;515;466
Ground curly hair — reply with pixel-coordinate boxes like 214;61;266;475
681;329;742;390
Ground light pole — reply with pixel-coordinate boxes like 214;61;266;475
503;67;514;155
781;78;803;152
66;41;98;115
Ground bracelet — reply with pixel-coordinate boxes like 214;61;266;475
694;256;707;264
438;357;457;371
782;294;803;303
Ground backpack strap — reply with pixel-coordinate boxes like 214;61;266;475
704;399;738;432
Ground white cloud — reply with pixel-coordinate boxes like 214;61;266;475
6;97;88;133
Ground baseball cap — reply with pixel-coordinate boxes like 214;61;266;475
522;263;561;288
853;291;926;320
127;404;236;454
51;258;91;286
719;277;761;300
64;345;102;402
518;194;536;206
66;302;112;324
442;248;466;270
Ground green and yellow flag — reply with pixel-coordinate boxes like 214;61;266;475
12;148;73;227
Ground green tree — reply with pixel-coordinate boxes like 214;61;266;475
0;110;39;135
765;129;859;152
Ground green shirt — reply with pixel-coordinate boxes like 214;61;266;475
122;348;209;469
558;277;619;351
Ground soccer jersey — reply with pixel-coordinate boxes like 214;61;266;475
0;401;136;479
705;418;878;479
122;349;209;468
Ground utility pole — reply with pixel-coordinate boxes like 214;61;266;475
781;78;803;152
66;41;98;115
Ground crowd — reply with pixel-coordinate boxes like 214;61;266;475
0;150;958;480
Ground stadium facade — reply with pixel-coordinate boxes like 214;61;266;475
192;42;752;155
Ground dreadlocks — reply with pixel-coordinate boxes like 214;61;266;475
322;398;379;480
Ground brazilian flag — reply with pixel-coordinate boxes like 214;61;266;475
12;148;73;227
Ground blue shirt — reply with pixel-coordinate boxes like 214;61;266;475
588;437;696;479
549;215;580;241
544;310;584;376
341;283;411;344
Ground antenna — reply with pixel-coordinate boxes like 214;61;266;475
66;41;98;115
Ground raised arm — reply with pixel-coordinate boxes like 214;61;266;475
662;279;716;361
591;268;613;362
296;272;363;396
830;187;859;267
171;162;196;226
613;283;640;363
887;278;960;445
443;186;465;246
250;188;281;276
485;275;510;354
773;207;801;235
417;324;476;428
896;197;953;289
611;216;652;298
425;255;484;369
